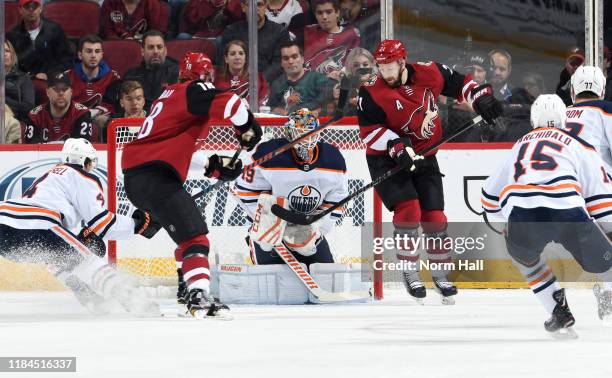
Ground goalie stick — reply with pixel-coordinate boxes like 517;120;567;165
271;115;485;225
274;244;371;302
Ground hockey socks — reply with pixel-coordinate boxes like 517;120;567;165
514;258;561;314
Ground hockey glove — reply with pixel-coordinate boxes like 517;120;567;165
133;209;162;239
234;112;263;151
205;154;243;181
471;84;503;125
77;227;107;257
387;138;423;172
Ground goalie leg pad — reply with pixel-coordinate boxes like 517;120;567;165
211;264;309;305
283;223;319;257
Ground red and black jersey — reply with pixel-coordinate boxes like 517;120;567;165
101;0;162;39
122;81;248;182
24;101;96;143
65;63;121;113
303;25;361;76
214;72;269;106
357;61;478;156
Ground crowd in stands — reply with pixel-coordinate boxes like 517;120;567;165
2;0;610;145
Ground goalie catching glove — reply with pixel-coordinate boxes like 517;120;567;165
132;209;162;239
234;112;263;151
205;154;243;181
387;137;423;172
283;223;320;256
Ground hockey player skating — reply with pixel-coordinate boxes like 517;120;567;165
235;108;348;266
563;65;612;323
121;52;262;318
356;39;503;303
482;94;612;337
0;138;161;314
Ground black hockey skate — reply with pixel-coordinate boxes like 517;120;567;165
544;289;577;339
186;289;231;320
176;269;187;305
593;283;612;326
402;271;426;304
433;276;458;305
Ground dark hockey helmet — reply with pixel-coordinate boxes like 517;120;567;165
374;39;407;64
179;52;215;82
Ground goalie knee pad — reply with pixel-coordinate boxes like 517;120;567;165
392;199;421;228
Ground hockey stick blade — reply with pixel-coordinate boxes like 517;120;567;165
275;244;370;302
271;115;484;225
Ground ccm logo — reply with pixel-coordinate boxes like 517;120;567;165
251;203;263;232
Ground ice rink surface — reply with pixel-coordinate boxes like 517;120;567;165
1;289;611;378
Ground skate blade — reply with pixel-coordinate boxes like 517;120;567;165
550;327;578;340
440;296;456;306
411;297;425;305
189;307;233;321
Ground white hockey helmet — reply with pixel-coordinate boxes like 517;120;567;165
530;94;567;129
61;138;98;169
570;65;606;103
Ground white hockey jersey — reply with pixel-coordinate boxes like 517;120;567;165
0;164;135;239
235;139;348;235
565;100;612;166
265;0;304;28
482;127;612;226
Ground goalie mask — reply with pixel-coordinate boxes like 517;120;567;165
61;138;98;171
284;108;320;161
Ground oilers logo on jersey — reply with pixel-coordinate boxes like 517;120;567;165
288;185;322;214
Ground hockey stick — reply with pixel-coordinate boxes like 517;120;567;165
272;115;485;225
274;244;371;302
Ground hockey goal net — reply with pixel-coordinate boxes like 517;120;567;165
107;116;385;299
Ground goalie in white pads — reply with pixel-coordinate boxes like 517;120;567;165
482;94;612;336
235;108;348;267
0;139;161;314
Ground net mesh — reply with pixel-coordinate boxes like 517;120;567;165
108;118;377;287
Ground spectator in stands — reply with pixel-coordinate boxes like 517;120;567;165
266;0;309;32
304;0;361;82
269;41;332;115
100;0;164;40
7;0;73;80
24;72;97;143
522;72;546;103
65;34;122;128
4;105;23;144
123;30;179;111
4;40;34;123
605;47;612;101
340;47;374;115
98;80;147;142
339;0;378;51
214;40;269;106
555;47;585;105
488;48;530;104
464;51;488;85
178;0;243;39
219;0;292;83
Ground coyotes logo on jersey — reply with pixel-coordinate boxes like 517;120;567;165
402;88;439;140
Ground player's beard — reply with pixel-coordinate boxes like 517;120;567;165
387;67;407;88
